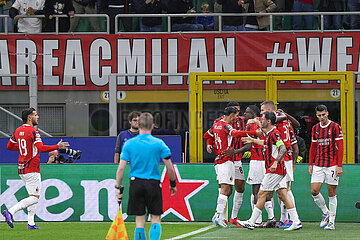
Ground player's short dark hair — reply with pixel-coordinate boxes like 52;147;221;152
248;105;260;117
22;108;36;124
315;104;328;113
224;106;239;116
227;101;240;108
139;112;153;130
128;111;141;122
261;100;276;111
263;111;276;125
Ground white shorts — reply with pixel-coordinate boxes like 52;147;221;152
234;160;245;180
260;173;286;192
246;160;265;185
215;161;235;185
280;160;294;184
311;165;339;186
19;172;41;196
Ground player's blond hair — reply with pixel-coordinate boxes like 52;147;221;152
261;100;276;111
139;112;153;130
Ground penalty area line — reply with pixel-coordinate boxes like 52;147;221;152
165;224;217;240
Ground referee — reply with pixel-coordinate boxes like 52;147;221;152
115;112;177;240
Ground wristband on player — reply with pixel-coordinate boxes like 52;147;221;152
115;185;124;194
170;179;177;188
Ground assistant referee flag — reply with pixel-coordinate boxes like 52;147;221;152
106;207;128;240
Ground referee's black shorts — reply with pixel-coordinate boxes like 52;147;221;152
127;178;163;216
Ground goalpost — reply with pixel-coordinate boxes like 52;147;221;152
189;71;355;164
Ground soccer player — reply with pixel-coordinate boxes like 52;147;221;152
260;101;298;228
309;104;343;230
204;101;248;227
114;111;141;163
223;105;275;228
115;112;177;240
239;112;302;231
243;105;275;227
2;108;69;229
205;106;260;228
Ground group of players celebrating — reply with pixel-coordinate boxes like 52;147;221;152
204;101;343;231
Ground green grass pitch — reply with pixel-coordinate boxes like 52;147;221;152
1;222;359;239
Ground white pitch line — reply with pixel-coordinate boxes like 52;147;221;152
165;225;217;240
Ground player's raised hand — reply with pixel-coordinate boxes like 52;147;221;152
57;139;70;149
170;186;177;196
308;165;313;175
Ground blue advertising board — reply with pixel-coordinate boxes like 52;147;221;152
0;135;182;164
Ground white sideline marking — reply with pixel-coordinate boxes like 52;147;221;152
165;225;216;240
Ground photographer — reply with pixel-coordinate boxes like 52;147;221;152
47;148;81;164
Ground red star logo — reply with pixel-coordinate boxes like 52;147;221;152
161;165;208;221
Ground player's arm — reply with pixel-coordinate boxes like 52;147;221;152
230;129;261;138
162;156;177;196
308;141;316;175
292;142;299;171
115;159;127;203
335;138;344;176
242;134;264;146
277;109;300;128
269;140;286;172
204;129;215;153
234;143;252;155
35;139;69;152
7;137;18;151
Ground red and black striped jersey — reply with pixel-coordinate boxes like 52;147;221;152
276;118;293;161
246;118;265;161
208;119;235;165
209;115;246;161
263;127;286;175
311;120;343;167
232;116;246;161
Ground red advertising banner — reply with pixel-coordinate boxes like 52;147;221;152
0;32;359;90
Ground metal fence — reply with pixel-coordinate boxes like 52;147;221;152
0;12;359;34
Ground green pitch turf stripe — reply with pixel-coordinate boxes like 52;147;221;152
165;225;216;240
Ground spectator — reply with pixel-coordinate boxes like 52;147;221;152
195;3;214;30
318;0;343;30
347;0;359;29
133;0;167;32
9;0;45;33
243;0;276;31
213;0;222;30
0;0;14;32
43;0;75;32
69;0;99;32
217;0;244;31
107;0;132;33
168;0;203;31
292;0;313;30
